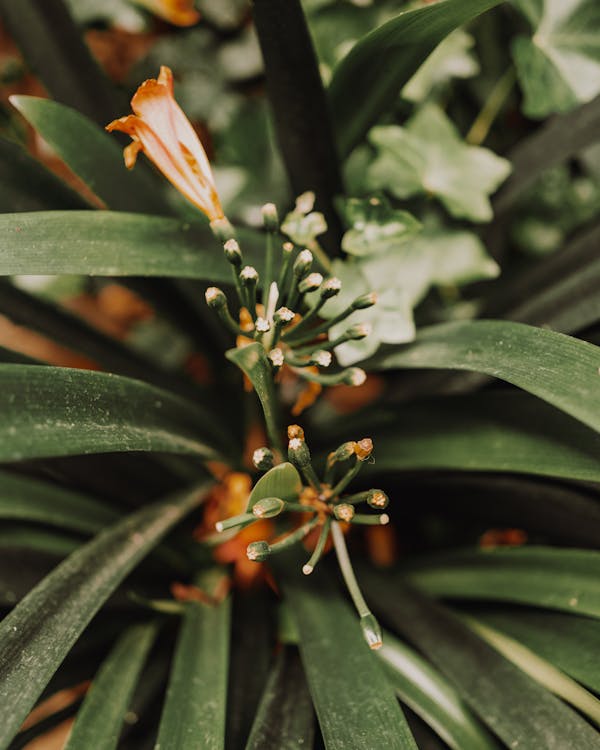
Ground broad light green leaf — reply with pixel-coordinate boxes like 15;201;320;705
0;470;118;534
328;0;502;156
246;647;315;750
10;96;167;214
365;575;600;750
406;546;600;618
463;615;600;725
512;0;600;118
64;622;158;750
0;483;210;749
0;211;261;279
246;463;302;510
402;29;480;102
364;391;600;483
369;320;600;434
379;631;499;750
474;609;600;693
155;571;230;750
278;561;418;750
339;196;421;257
368;104;511;222
0;365;228;462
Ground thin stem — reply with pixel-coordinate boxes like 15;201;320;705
270;516;320;554
331;521;370;618
466;67;516;146
303;518;331;575
329;460;362;497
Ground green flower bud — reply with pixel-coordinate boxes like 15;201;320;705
293;249;313;278
252;447;274;471
205;287;227;309
360;613;383;650
247;540;271;562
367;489;389;509
223;238;242;267
252;497;285;518
352;292;378;310
333;503;355;522
299;272;323;294
261;202;279;231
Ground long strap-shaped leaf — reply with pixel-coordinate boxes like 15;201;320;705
328;0;502;156
0;364;229;461
370;320;600;434
364;574;600;750
0;482;211;749
362;391;600;483
11;97;166;215
405;546;600;618
277;561;418;750
64;622;158;750
379;631;499;750
0;211;262;279
154;573;230;750
246;647;314;750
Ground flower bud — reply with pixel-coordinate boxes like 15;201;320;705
287;424;305;440
345;323;371;340
255;317;271;333
261;202;279;231
223;238;242;267
311;350;332;368
240;265;259;283
247;540;271;562
360;613;383;650
355;438;374;461
333;441;357;462
252;447;274;471
293;249;313;278
268;348;284;368
343;368;367;386
288;436;312;469
274;307;295;325
299;272;323;294
367;489;388;509
321;277;342;300
205;287;227;308
352;292;378;310
252;497;285;518
333;503;355;522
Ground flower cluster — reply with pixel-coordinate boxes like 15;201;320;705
214;425;388;649
206;204;378;393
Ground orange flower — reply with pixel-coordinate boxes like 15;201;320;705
131;0;200;27
106;66;224;221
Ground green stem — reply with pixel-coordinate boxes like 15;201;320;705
303;518;331;575
331;521;369;618
466;67;515;146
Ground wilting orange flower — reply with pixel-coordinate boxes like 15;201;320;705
106;66;224;221
131;0;200;27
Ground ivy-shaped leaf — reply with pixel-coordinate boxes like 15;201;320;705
368;104;511;222
339;196;421;257
511;0;600;119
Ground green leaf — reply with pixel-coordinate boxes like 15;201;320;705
64;622;158;750
379;631;499;750
363;391;600;483
473;609;600;693
278;561;418;750
226;343;283;452
155;571;230;750
0;364;228;462
10;96;167;214
511;0;600;119
368;104;511;222
0;470;118;534
462;615;600;725
339;196;421;257
246;647;315;750
369;320;600;434
402;29;480;102
246;463;303;510
328;0;502;156
365;574;600;750
406;546;600;618
0;211;262;279
0;135;88;212
0;482;210;748
0;525;79;557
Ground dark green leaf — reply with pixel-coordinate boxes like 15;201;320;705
246;647;314;750
246;463;302;510
329;0;502;156
473;609;600;694
0;135;88;212
365;574;600;750
379;631;499;750
406;546;600;618
155;571;230;750
0;211;262;279
364;391;600;483
370;320;600;434
0;364;228;462
0;482;210;748
278;561;418;750
11;96;166;214
64;622;158;750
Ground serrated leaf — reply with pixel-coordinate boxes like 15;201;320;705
511;0;600;118
0;364;229;462
64;622;158;750
246;463;302;511
368;104;511;222
406;546;600;618
0;482;210;748
155;571;230;750
0;211;262;279
369;320;600;434
328;0;502;155
365;575;600;750
277;560;418;750
379;631;499;750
